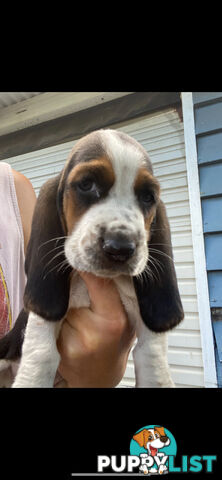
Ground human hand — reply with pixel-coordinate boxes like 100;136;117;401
56;272;136;387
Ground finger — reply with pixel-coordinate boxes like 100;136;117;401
78;271;124;317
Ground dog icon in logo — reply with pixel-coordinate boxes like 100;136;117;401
133;426;170;475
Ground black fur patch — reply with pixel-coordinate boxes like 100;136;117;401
0;309;28;360
24;175;72;321
133;200;184;333
69;164;115;210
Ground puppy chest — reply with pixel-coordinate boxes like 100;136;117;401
68;276;90;309
68;274;141;330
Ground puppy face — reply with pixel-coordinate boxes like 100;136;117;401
133;427;170;451
146;428;169;449
61;129;160;278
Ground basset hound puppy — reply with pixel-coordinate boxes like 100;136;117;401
0;129;184;387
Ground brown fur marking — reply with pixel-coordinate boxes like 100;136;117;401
63;157;115;234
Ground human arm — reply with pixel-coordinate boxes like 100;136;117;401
12;169;37;254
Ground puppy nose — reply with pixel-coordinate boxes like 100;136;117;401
160;436;168;443
101;236;136;262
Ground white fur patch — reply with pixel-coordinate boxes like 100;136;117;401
99;129;146;200
133;322;175;387
12;313;62;388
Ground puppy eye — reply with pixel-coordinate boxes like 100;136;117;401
141;192;154;204
77;178;96;192
148;435;153;441
155;434;159;439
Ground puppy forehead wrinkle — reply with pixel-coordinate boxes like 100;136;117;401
62;129;151;195
100;129;144;167
60;130;107;186
99;130;148;198
100;129;152;170
70;130;106;163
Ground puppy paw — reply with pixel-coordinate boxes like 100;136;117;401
139;464;149;475
159;464;168;474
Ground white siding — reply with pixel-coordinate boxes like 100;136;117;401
4;108;205;388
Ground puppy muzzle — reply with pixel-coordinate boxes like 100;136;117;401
64;204;148;276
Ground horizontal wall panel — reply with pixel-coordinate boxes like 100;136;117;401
208;272;222;307
122;362;135;381
169;367;204;387
205;234;222;270
130;124;184;145
141;132;185;152
168;348;203;367
202;197;222;232
178;280;197;296
120;108;182;134
150;146;186;164
197;131;222;164
159;174;188;190
199;163;222;197
161;188;189;204
195;102;222;135
123;351;204;386
181;298;198;313
173;247;194;263
193;92;222;105
175;264;196;279
170;221;192;233
154;159;186;177
168;331;202;349
176;314;200;331
172;232;193;247
166;203;191;219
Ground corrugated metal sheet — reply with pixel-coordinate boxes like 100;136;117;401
4;108;205;388
0;92;42;109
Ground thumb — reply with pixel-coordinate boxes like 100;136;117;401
79;271;124;317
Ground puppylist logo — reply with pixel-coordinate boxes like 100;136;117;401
71;425;217;476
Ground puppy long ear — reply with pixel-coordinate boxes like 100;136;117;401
24;175;72;321
133;429;149;448
133;200;184;333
